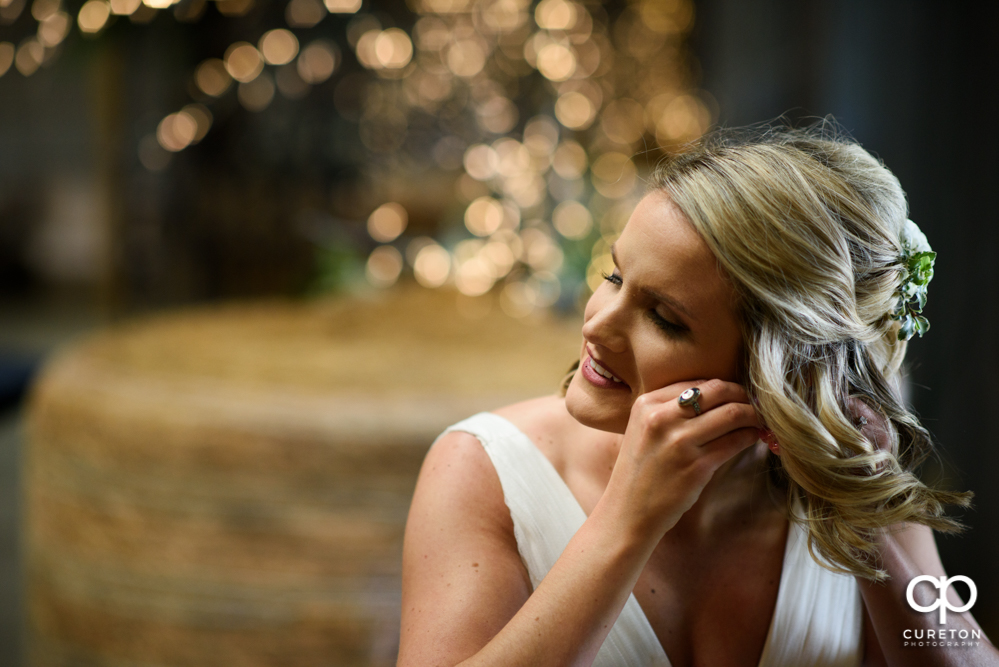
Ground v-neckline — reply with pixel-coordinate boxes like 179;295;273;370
488;411;794;667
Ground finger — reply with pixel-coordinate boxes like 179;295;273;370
686;379;752;413
644;378;752;412
671;401;763;447
846;396;892;453
702;426;762;464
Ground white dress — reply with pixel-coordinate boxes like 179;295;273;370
435;412;864;667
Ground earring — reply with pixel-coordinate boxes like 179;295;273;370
758;428;780;456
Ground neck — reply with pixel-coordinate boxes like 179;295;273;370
595;433;776;534
680;440;778;533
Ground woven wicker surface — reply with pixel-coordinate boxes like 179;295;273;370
25;287;582;667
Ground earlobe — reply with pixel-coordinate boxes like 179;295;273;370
758;428;780;455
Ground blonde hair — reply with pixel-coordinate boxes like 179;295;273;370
649;122;971;581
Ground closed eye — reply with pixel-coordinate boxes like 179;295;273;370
602;271;687;336
648;310;685;335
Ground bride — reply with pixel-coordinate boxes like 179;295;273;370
396;125;996;666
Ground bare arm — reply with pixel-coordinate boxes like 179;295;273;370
399;431;659;667
398;379;762;667
845;398;997;667
859;523;997;667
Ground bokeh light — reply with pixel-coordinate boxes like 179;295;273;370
413;243;451;288
374;28;413;69
181;104;212;142
464;196;505;237
446;39;487;78
224;42;264;83
551;140;587;179
286;0;325;28
9;0;706;318
15;39;44;76
195;59;232;96
367;202;408;243
37;11;71;47
554;91;595;130
463;144;498;181
32;0;61;21
259;29;299;66
552;200;593;239
590;152;637;199
0;43;14;78
238;72;275;111
500;281;536;318
156;111;198;152
77;0;110;33
536;43;576;81
366;245;404;287
109;0;141;15
325;0;361;12
297;40;338;83
535;0;576;30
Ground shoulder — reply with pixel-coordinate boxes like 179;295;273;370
416;394;574;513
490;394;589;476
399;409;541;664
415;428;508;530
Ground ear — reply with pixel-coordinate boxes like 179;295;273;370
757;428;780;456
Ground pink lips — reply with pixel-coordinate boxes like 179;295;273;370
581;352;630;390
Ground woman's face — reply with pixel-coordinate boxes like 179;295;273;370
564;192;744;434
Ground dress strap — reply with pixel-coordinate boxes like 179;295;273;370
757;501;863;667
436;412;671;666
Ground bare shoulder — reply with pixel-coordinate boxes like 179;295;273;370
491;394;588;474
398;424;532;665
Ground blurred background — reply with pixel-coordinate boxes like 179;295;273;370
1;0;997;665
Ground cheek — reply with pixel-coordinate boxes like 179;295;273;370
632;341;684;392
633;336;742;393
631;330;716;393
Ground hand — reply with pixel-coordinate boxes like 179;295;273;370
603;378;763;539
758;396;893;459
845;396;894;455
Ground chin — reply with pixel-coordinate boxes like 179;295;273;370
564;372;632;434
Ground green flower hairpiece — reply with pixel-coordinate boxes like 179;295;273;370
891;219;936;341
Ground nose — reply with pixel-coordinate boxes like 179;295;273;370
581;290;628;354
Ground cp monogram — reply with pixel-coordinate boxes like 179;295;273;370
906;575;977;624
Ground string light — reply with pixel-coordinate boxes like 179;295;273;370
77;0;110;33
325;0;361;13
0;43;14;77
297;40;338;83
224;42;264;83
366;245;404;287
109;0;140;15
259;29;299;66
367;203;408;243
7;0;707;317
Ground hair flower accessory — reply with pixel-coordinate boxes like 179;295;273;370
891;218;936;341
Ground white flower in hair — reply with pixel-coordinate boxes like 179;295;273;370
892;218;936;341
900;218;931;255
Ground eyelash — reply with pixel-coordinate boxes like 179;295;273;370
600;272;685;335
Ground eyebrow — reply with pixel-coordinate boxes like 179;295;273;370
610;244;696;322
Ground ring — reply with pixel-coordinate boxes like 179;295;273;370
678;387;702;416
